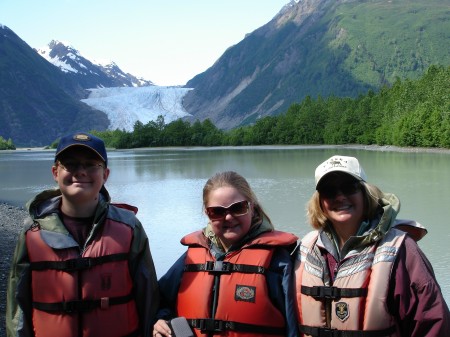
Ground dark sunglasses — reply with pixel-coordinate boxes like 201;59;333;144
206;200;250;220
318;181;361;199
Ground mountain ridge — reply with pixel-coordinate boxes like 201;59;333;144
1;0;450;146
37;40;153;92
0;25;109;146
183;0;450;129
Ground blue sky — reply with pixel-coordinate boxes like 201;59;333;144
1;0;289;86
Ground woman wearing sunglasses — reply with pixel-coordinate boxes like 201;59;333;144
295;155;449;337
153;171;299;337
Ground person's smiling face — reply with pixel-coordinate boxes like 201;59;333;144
205;186;253;250
52;147;109;208
318;173;365;231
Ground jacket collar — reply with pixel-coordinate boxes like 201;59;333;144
26;186;111;221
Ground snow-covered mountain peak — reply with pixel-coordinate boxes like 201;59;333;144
91;57;115;68
48;39;75;50
37;40;83;73
36;40;153;87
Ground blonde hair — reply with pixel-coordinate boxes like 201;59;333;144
306;181;384;230
203;171;272;226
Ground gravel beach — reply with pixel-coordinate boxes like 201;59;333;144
0;203;28;337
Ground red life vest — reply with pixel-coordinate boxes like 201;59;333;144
177;230;298;337
295;228;415;337
26;205;140;337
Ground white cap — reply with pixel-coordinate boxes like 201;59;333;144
315;155;367;188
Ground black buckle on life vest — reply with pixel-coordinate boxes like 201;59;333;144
313;286;341;299
198;318;225;332
302;285;368;300
188;318;286;335
311;286;340;299
66;257;92;271
204;261;232;273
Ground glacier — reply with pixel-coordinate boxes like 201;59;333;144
36;40;194;132
81;86;193;132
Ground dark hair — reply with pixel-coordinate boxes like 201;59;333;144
203;171;272;227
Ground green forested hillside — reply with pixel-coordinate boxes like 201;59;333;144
87;65;449;149
227;65;449;147
332;0;449;86
183;0;450;129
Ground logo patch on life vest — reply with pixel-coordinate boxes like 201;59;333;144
335;302;349;321
235;285;256;303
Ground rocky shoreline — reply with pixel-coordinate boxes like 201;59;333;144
0;203;28;337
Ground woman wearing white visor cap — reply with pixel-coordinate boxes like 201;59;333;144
294;155;449;337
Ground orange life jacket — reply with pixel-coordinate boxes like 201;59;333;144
177;230;297;337
26;205;140;337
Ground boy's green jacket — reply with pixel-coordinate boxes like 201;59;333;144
6;187;159;337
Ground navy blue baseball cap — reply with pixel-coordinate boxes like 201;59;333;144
55;132;107;166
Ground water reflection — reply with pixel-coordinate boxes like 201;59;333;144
0;146;449;304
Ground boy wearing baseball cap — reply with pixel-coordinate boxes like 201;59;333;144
7;132;159;337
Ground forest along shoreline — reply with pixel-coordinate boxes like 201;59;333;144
1;144;450;336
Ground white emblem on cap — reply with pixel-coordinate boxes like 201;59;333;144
73;134;91;142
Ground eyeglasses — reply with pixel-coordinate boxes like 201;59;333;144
318;181;361;199
58;161;105;174
206;200;250;220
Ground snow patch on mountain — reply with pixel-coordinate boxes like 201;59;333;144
37;40;105;74
37;40;153;87
81;86;193;131
37;42;80;73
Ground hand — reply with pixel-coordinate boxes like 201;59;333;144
153;319;172;337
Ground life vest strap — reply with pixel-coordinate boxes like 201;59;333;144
188;318;285;335
32;293;133;313
30;253;129;271
301;285;367;300
184;261;265;274
299;325;396;337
